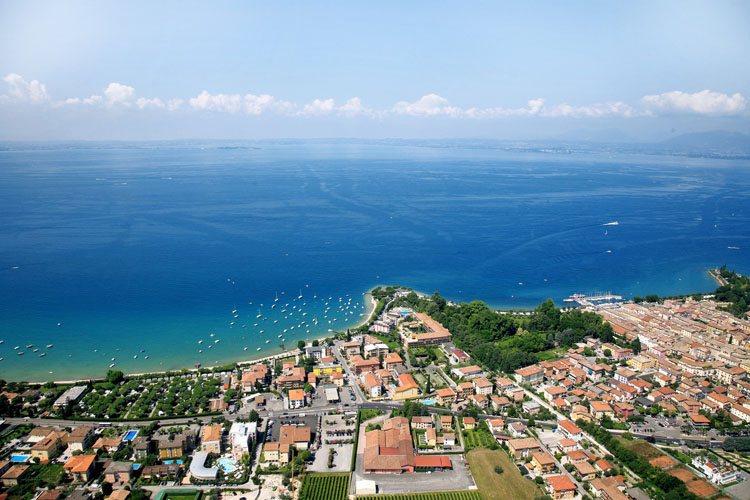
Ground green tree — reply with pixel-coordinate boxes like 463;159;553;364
106;370;124;384
297;340;305;350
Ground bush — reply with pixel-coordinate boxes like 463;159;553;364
494;465;504;474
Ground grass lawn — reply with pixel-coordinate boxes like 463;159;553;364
534;347;566;362
617;437;662;458
31;464;64;484
467;449;539;500
462;426;493;450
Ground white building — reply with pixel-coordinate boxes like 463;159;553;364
692;456;742;485
228;422;258;460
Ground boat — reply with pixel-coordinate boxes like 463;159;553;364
256;347;261;351
214;339;220;343
109;363;115;368
26;344;33;348
46;344;53;348
133;355;137;359
232;309;237;314
265;340;270;343
198;340;203;344
18;352;24;355
603;221;619;226
39;353;46;357
243;347;248;351
144;356;149;359
33;348;39;352
0;340;3;344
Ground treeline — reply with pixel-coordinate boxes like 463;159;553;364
393;292;613;373
576;419;699;500
715;266;750;318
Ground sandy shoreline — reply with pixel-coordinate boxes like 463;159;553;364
47;289;379;385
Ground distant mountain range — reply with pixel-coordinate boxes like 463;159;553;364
656;130;750;153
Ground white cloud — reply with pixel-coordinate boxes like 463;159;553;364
392;94;463;117
188;90;283;115
3;73;747;121
104;82;135;105
136;97;165;109
2;73;50;103
641;90;747;116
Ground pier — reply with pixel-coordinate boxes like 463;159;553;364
563;292;623;308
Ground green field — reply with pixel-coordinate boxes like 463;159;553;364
154;490;201;500
299;473;349;500
462;425;493;450
467;448;539;500
359;492;481;500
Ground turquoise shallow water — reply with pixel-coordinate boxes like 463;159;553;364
0;140;749;382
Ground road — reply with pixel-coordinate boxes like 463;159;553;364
332;339;365;403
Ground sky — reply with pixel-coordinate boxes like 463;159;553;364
1;1;749;141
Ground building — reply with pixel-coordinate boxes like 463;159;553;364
92;437;122;454
68;427;94;452
405;313;453;347
53;386;87;407
200;424;223;454
279;425;311;450
106;490;130;500
31;431;67;462
364;343;390;359
436;387;456;405
412;416;433;429
692;456;742;485
546;475;577;499
189;451;218;481
364;416;428;474
1;465;29;486
229;422;257;460
158;436;188;459
277;365;306;389
590;401;615;420
507;438;541;459
473;377;493;396
288;388;305;409
64;455;97;482
352;356;381;374
557;420;583;441
451;365;483;379
103;461;132;485
383;352;403;369
514;365;544;385
325;387;340;403
132;437;151;459
140;464;179;481
241;364;270;392
449;349;470;365
362;373;382;398
574;460;597;481
462;417;476;430
393;373;420;400
263;442;291;464
531;451;556;474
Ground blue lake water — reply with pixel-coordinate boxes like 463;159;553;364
0;140;749;382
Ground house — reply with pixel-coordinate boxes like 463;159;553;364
595;459;614;473
688;413;711;428
425;428;437;447
546;475;577;499
304;344;329;360
443;433;456;447
66;490;91;500
200;424;223;453
342;339;362;357
456;381;474;398
462;417;476;430
53;385;87;407
531;451;556;474
68;427;95;452
288;388;305;409
132;437;151;460
451;365;484;379
106;490;130;500
263;442;291;464
370;320;392;334
362;373;382;398
383;352;403;369
471;393;489;408
508;422;527;438
614;402;636;419
331;371;345;387
411;416;433;429
515;365;544;385
507;437;541;459
557;420;583;441
241;364;270;392
486;418;505;435
38;489;63;500
140;464;179;481
64;455;97;482
440;415;453;430
591;476;628;500
473;377;493;396
614;368;637;384
574;460;597;481
413;455;452;471
544;386;567;402
436;387;456;405
692;456;742;485
449;349;470;365
103;461;132;485
277;365;306;388
92;437;122;454
491;394;511;412
229;422;257;460
393;373;420;400
279;425;311;450
590;401;615;420
557;439;578;453
495;377;515;394
364;343;390;359
158;435;189;459
31;431;67;462
352;357;381;374
1;465;29;486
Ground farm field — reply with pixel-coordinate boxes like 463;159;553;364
466;448;538;500
299;472;349;500
462;426;494;450
358;492;481;500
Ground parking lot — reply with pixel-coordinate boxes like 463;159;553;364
353;455;475;494
267;414;319;444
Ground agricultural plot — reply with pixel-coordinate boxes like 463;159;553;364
462;426;493;450
299;472;349;500
359;491;481;500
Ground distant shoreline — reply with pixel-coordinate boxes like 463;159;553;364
46;290;377;386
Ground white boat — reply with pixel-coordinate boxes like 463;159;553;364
198;340;203;344
144;356;149;359
214;339;220;343
232;309;237;314
243;347;248;351
265;340;270;343
603;221;619;226
18;351;24;355
26;344;33;348
133;355;137;359
256;347;262;351
199;350;203;353
33;348;39;352
109;363;115;367
39;353;46;357
46;344;53;348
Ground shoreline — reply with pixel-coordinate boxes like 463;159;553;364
45;289;378;386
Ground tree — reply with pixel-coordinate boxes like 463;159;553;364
495;465;504;474
312;339;319;347
297;340;305;350
425;375;431;394
102;483;113;496
248;410;259;422
603;349;612;357
106;370;124;384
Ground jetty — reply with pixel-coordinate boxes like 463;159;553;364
563;292;623;308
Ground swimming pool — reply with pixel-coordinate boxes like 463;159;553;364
123;429;139;441
163;460;183;465
132;464;141;470
10;455;30;462
422;400;435;405
217;458;237;473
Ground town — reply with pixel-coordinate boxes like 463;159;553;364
1;271;750;500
